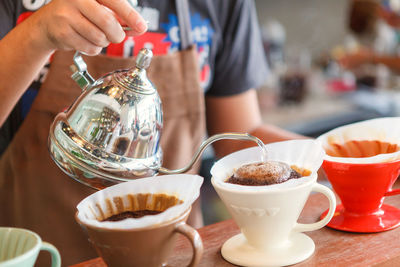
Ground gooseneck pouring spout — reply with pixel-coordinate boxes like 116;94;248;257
158;133;267;175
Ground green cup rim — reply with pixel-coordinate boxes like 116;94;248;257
0;227;41;266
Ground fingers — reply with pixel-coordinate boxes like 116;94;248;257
48;24;103;56
30;0;146;53
98;0;148;35
70;13;110;48
76;0;126;43
35;0;107;55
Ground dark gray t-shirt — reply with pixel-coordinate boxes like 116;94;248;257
0;0;268;154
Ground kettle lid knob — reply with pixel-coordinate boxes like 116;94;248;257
113;47;156;94
136;48;153;70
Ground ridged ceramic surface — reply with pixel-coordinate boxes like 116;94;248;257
76;174;203;229
230;205;280;217
317;117;400;164
0;228;36;262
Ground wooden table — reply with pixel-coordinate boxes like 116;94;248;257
70;193;400;267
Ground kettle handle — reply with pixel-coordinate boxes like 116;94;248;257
158;133;268;175
70;51;95;90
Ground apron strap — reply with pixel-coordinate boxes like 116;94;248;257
176;0;192;49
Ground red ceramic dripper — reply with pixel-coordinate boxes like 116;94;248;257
321;159;400;232
317;118;400;232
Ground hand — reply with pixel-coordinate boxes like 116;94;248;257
28;0;147;55
379;6;400;29
338;49;374;70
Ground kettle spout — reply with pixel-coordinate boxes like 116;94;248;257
158;133;268;175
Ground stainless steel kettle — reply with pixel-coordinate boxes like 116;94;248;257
48;48;266;190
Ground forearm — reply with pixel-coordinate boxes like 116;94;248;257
372;54;400;73
206;89;306;158
213;124;306;158
249;124;306;145
0;15;54;126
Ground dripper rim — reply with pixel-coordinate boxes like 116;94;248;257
209;139;324;193
317;117;400;164
211;173;317;193
75;174;203;229
75;207;192;232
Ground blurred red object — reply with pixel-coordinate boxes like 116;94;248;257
325;78;356;92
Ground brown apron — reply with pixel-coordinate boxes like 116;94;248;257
0;4;205;266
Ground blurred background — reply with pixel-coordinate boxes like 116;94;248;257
201;0;400;225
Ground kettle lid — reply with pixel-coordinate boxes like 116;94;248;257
114;48;155;94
